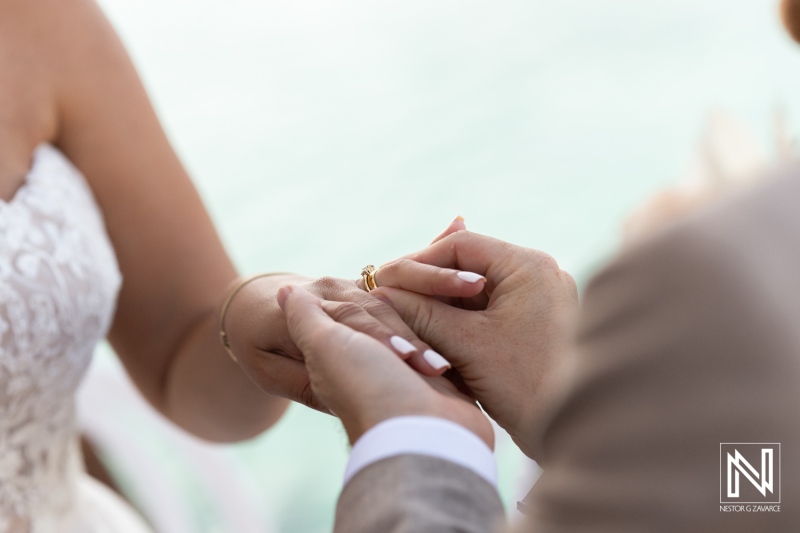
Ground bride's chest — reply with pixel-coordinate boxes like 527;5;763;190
0;145;121;416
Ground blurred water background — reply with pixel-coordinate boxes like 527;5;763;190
88;0;800;531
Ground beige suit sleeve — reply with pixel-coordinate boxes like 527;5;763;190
335;455;505;533
523;185;800;532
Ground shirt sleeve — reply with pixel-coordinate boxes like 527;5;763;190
343;415;498;489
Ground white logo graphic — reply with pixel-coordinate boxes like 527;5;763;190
727;448;773;497
720;443;780;504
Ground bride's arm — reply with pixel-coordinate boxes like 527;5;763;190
32;0;292;441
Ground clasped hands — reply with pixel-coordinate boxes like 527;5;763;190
230;218;578;458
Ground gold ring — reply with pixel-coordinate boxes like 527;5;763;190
361;265;378;292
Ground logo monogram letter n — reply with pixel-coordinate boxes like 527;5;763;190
727;449;773;498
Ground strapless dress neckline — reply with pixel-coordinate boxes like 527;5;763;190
0;145;149;532
0;145;68;206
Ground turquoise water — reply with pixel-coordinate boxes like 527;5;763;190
94;1;800;531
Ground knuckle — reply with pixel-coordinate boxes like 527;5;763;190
455;229;471;240
560;269;579;300
439;232;464;255
387;258;414;274
328;301;365;323
376;258;414;287
297;380;317;410
361;297;393;317
310;276;341;295
378;258;402;273
373;262;396;287
394;257;416;268
459;229;490;250
421;266;447;293
404;298;434;338
439;228;469;244
531;250;560;273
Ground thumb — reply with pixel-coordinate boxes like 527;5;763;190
278;284;337;357
278;285;413;394
371;286;477;369
278;286;364;393
430;215;467;245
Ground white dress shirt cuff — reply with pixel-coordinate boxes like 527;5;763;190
343;416;497;488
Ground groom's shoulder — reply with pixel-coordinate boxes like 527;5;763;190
598;163;800;301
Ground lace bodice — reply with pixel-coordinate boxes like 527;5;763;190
0;145;123;531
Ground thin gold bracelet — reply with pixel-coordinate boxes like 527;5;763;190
218;272;291;362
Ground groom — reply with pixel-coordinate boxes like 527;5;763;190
275;3;800;530
279;161;800;532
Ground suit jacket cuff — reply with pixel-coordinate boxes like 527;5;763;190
343;415;497;488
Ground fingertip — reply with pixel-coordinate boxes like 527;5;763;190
389;335;417;357
456;271;486;284
431;215;468;245
444;271;486;298
276;284;294;311
443;215;464;233
423;349;452;372
407;349;452;376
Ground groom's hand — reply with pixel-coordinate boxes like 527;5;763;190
370;231;579;459
277;284;494;448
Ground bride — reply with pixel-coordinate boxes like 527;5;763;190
0;0;463;530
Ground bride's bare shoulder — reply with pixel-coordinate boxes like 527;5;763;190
0;0;124;68
0;0;104;40
0;0;138;143
0;0;77;185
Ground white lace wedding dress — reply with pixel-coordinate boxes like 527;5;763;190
0;145;152;532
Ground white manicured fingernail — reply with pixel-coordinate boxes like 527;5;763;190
390;336;416;355
457;271;486;283
424;349;451;370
